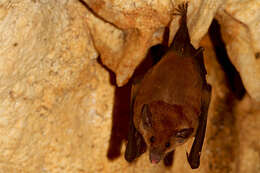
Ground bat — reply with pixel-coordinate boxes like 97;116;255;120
125;3;211;169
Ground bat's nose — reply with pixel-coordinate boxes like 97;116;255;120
149;150;162;164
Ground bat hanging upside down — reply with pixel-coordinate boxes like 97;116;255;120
125;3;211;169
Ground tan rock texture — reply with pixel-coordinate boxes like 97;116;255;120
84;0;260;102
0;0;259;173
216;0;260;101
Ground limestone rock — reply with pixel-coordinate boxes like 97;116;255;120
0;0;259;172
215;1;260;101
84;0;260;103
84;0;223;86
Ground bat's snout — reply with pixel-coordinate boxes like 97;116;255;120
149;150;163;164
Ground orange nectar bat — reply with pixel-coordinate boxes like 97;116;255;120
125;3;211;169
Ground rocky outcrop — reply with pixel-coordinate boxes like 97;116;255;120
0;0;259;172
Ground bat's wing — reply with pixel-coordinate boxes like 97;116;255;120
164;150;175;167
187;83;211;169
125;76;147;162
171;2;211;169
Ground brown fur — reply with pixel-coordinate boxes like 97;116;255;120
133;51;202;162
126;3;211;168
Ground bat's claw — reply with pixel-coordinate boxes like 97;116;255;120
173;2;188;16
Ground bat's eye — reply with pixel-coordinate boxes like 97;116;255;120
176;128;194;138
165;142;170;148
150;136;155;143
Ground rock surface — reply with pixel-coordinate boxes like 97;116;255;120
216;0;260;101
0;0;259;172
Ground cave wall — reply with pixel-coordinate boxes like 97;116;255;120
0;0;259;172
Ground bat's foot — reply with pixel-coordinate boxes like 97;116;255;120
173;2;188;16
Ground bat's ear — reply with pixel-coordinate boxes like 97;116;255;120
141;104;152;129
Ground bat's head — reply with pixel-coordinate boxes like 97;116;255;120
140;101;194;164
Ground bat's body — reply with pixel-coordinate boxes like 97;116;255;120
134;51;203;132
133;51;203;160
125;3;211;169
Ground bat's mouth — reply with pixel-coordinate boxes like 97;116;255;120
149;151;162;164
